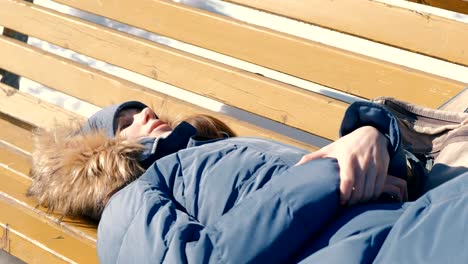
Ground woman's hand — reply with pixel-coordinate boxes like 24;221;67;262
296;126;406;205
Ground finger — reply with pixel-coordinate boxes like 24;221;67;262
295;150;326;166
373;158;389;200
386;175;408;202
373;171;386;200
381;184;402;202
338;156;356;205
338;154;358;205
340;177;354;206
386;176;407;199
345;156;363;205
362;164;376;202
403;182;408;201
348;171;364;205
403;184;408;202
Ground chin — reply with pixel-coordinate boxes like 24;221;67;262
150;130;172;139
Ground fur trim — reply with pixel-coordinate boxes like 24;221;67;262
28;122;144;221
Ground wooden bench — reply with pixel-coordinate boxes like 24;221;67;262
0;0;466;263
408;0;468;14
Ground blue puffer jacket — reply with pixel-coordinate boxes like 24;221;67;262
98;136;341;263
97;102;468;263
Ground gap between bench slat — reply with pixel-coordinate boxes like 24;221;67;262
0;47;318;151
0;164;98;243
225;0;468;67
0;0;348;140
0;128;99;242
0;118;33;154
0;196;97;263
43;0;466;107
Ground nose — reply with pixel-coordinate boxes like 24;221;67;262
135;107;157;124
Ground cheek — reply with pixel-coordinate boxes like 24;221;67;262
120;126;138;139
120;124;150;139
118;128;128;138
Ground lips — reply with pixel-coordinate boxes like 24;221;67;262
148;120;171;134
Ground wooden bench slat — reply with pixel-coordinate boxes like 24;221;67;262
1;0;465;263
0;163;98;243
0;118;33;154
439;87;468;112
0;147;30;177
0;132;99;242
225;0;468;67
1;86;316;156
0;0;347;140
0;134;99;243
0;195;97;263
1;221;72;264
0;83;84;129
44;0;467;107
407;0;468;14
0;145;97;262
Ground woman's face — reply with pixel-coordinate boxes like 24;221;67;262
116;107;172;139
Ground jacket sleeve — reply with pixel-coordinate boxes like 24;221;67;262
374;171;468;263
99;156;340;264
339;101;406;178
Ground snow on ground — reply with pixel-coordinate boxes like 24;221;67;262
11;0;468;146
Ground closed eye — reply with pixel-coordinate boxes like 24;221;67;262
116;108;142;131
119;122;131;130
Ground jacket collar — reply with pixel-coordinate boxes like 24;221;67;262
137;122;197;168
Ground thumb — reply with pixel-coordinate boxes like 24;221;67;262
295;150;325;166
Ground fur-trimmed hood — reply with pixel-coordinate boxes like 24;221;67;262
27;110;232;221
28;123;145;221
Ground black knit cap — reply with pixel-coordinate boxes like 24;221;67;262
82;101;148;137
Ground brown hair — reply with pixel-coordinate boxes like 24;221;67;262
150;101;237;140
147;100;236;139
182;114;237;139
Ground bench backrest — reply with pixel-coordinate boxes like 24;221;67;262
0;0;466;263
